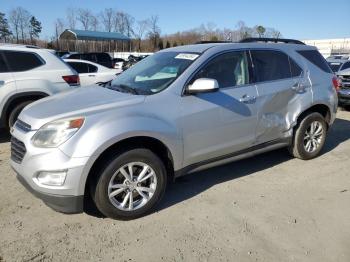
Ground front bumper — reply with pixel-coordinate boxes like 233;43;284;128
16;174;84;213
10;127;91;214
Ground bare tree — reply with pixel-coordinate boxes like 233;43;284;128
66;8;77;29
9;8;21;43
113;11;134;36
90;14;99;31
77;8;93;30
147;15;161;50
54;18;65;49
9;7;31;43
100;8;114;32
134;19;149;51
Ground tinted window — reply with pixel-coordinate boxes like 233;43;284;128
68;62;89;73
341;62;350;71
96;53;111;62
298;50;332;73
87;64;98;73
4;51;44;72
192;51;250;88
328;62;342;72
0;52;9;73
289;57;303;77
251;50;291;82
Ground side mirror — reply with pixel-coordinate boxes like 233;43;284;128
187;78;219;94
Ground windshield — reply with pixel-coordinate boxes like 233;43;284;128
328;62;342;72
109;52;199;95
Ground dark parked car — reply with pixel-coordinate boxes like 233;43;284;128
66;52;114;68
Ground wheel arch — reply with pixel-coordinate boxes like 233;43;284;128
1;91;49;127
84;136;175;196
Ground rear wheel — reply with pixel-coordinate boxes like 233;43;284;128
288;112;327;160
7;101;34;128
92;148;167;220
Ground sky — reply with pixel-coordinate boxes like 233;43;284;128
1;0;349;40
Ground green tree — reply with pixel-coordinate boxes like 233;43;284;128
173;41;178;47
0;12;12;41
165;41;171;48
29;16;42;44
256;25;266;38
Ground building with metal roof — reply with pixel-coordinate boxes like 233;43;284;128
59;29;130;42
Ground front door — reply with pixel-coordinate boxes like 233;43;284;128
180;51;259;167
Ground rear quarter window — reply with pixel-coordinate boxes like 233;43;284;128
297;50;332;73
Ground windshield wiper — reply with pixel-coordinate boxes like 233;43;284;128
108;84;139;95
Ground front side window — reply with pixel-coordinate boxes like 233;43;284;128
251;50;291;82
191;51;250;88
4;51;44;72
110;52;199;95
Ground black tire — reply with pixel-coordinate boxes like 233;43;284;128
288;112;327;160
7;101;33;128
92;148;167;220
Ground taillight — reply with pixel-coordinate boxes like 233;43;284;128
332;76;341;91
62;75;80;86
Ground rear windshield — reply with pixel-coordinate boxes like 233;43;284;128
328;62;342;72
297;50;332;73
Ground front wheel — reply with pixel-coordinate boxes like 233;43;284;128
7;101;34;128
288;112;327;160
92;148;167;220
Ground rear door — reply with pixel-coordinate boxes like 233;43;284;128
251;49;309;144
68;61;97;86
0;51;17;115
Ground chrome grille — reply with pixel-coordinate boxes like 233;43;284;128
11;136;26;163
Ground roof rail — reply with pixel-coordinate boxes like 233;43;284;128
239;37;305;45
195;40;232;44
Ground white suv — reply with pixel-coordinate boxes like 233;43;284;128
0;44;80;128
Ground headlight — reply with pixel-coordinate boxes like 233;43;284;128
32;118;84;148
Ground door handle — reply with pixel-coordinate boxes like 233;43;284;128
292;82;309;92
239;94;256;104
88;75;96;77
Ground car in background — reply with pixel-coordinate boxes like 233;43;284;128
112;58;125;70
64;59;121;86
65;52;114;68
327;54;350;60
327;58;350;73
336;68;350;109
0;44;79;128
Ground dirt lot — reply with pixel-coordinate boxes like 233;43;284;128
0;111;349;262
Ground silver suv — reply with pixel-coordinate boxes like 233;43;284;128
10;38;338;220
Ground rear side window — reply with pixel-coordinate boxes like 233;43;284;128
297;50;332;73
0;52;9;73
251;50;291;82
289;57;303;77
4;51;44;72
68;62;89;73
87;64;98;73
192;51;250;88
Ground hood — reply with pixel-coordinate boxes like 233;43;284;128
19;86;145;130
338;68;350;76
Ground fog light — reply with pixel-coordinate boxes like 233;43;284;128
36;170;67;186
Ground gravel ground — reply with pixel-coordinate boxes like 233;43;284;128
0;111;350;262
